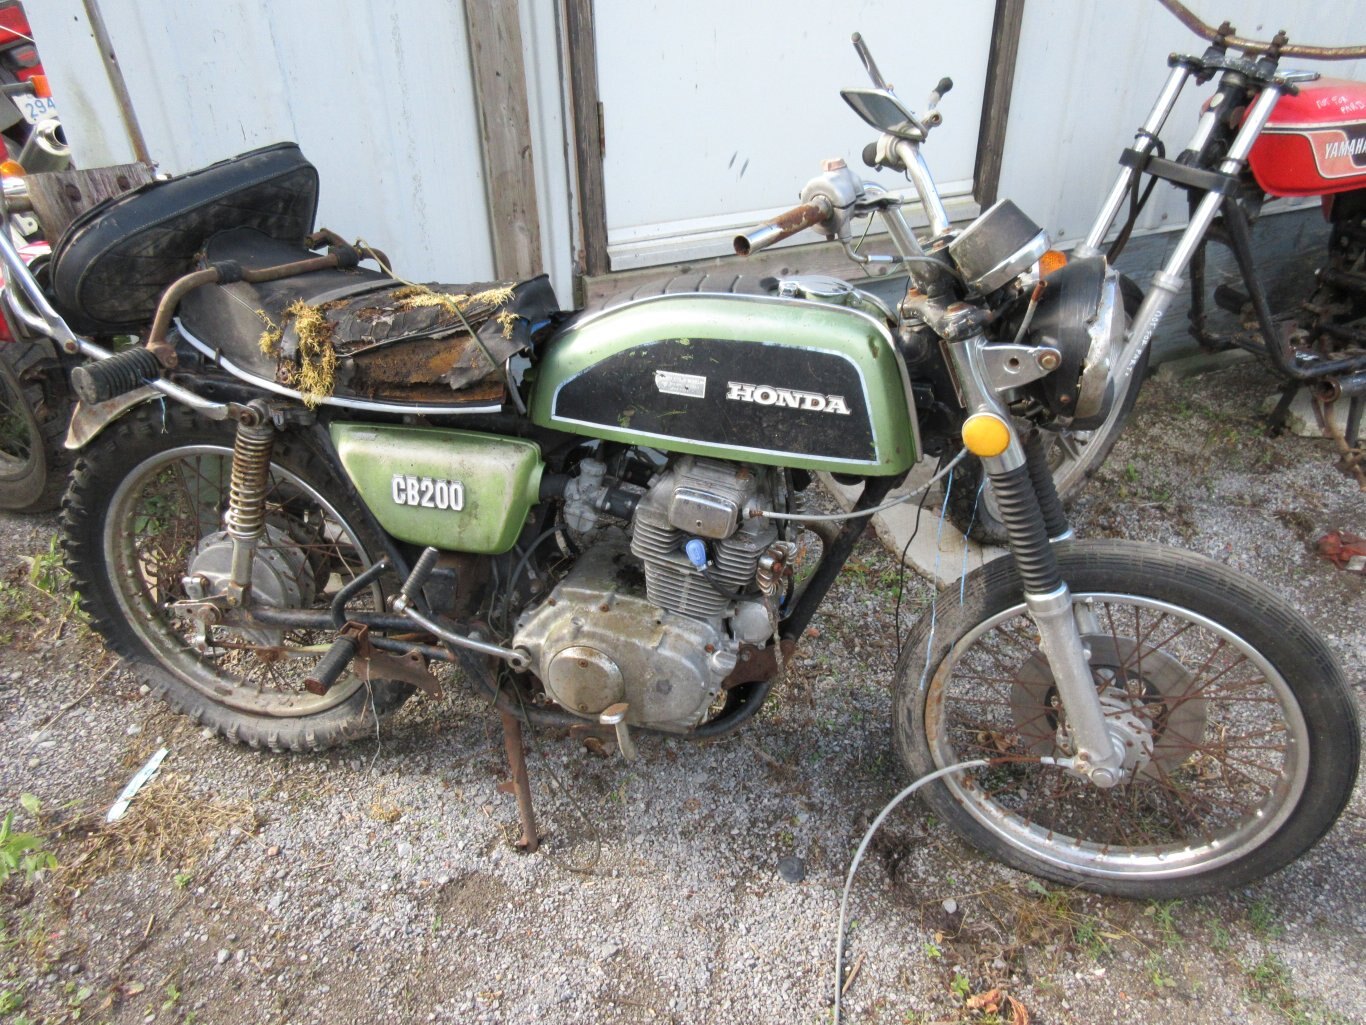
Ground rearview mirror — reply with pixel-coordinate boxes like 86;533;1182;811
840;87;925;139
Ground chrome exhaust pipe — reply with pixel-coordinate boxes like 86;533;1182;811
18;119;70;174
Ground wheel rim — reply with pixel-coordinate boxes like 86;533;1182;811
0;355;40;482
922;592;1310;881
104;444;381;717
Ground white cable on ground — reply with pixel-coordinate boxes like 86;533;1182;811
758;448;969;522
831;759;987;1024
832;753;1074;1023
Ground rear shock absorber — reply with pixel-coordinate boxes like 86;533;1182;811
225;400;276;606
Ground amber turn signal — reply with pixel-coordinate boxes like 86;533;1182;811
0;160;25;178
1039;249;1068;276
961;413;1012;457
30;75;51;99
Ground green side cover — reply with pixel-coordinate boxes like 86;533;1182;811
331;423;543;555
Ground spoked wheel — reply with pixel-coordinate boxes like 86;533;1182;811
62;404;410;751
893;541;1359;897
0;338;75;512
951;277;1148;544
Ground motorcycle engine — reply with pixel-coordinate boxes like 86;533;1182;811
513;456;785;731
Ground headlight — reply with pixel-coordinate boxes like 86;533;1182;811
1023;256;1121;429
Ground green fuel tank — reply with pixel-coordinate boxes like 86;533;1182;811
529;293;917;476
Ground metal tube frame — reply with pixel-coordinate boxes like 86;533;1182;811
1099;81;1287;406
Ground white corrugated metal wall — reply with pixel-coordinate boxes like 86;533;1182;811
24;1;1366;287
25;0;577;300
998;0;1365;247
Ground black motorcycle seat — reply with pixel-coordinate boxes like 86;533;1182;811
49;142;319;335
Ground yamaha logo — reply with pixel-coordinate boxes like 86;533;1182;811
726;380;851;415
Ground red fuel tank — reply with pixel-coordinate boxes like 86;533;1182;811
1247;78;1366;197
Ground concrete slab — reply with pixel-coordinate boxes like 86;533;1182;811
1259;387;1353;439
1152;347;1259;382
818;468;1008;588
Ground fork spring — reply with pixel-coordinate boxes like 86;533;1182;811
225;411;275;541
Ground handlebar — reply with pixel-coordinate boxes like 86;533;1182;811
1156;0;1366;59
733;196;833;256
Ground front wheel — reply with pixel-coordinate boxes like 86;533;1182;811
0;337;76;512
893;541;1359;897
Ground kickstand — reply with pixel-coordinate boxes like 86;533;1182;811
498;711;539;853
1266;381;1299;435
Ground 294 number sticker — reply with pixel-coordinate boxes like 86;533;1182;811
391;474;464;511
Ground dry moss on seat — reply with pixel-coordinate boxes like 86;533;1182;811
283;299;337;408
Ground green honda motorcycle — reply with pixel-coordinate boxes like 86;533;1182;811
0;36;1355;899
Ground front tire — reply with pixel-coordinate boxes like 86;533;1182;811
61;404;411;752
892;541;1359;897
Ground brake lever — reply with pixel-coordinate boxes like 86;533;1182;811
924;77;953;128
851;32;892;92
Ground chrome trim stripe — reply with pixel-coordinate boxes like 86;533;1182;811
175;319;504;416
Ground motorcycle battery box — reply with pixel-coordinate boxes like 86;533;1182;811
330;423;544;555
48;142;319;334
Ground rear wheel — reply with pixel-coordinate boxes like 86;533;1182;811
61;404;411;751
893;541;1359;897
0;337;75;512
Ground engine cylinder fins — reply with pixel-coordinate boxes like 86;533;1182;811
545;644;625;716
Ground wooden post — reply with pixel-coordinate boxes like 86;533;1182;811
563;0;610;282
974;0;1027;208
465;0;543;281
25;163;155;238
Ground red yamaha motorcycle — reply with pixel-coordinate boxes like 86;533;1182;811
957;0;1366;541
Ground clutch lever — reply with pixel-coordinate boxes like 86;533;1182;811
925;77;953;127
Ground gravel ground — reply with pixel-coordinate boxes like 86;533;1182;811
0;359;1362;1025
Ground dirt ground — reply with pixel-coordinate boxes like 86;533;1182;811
0;359;1362;1025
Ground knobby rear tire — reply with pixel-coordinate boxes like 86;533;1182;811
61;404;411;752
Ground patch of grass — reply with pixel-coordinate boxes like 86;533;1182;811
1248;896;1285;940
1147;952;1176;991
1145;899;1184;947
1243;953;1349;1025
0;796;57;885
949;971;971;1001
55;774;253;896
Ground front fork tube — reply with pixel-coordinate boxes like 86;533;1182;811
1087;83;1286;407
948;338;1126;786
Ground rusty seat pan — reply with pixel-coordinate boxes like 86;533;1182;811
177;228;560;409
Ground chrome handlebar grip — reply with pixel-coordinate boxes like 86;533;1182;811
734;196;833;256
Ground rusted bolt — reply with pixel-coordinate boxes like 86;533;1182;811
1038;350;1061;371
704;644;715;653
598;603;610;612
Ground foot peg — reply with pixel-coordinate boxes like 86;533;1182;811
599;702;637;762
304;621;367;695
71;347;163;405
